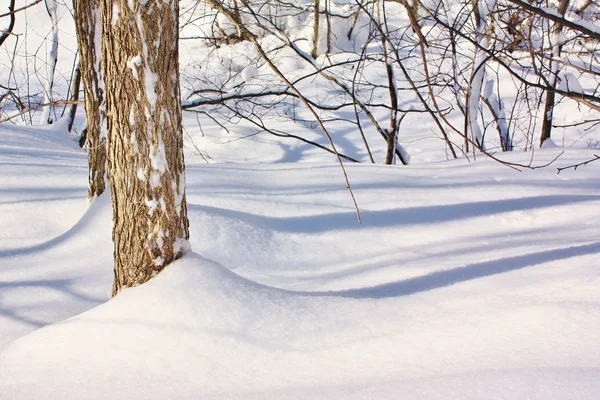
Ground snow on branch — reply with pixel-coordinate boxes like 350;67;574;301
505;0;600;40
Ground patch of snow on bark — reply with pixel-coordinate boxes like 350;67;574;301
145;197;158;215
149;141;167;174
152;256;164;267
126;55;143;80
173;237;191;254
129;105;136;126
149;171;161;188
173;176;186;217
130;132;139;155
143;67;158;110
111;3;120;26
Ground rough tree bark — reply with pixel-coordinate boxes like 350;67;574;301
73;0;106;198
100;0;190;296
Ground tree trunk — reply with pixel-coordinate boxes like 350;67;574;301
41;0;59;124
100;0;190;296
311;0;321;59
465;0;495;151
378;0;407;165
325;0;332;53
74;0;106;198
540;0;570;147
66;64;81;133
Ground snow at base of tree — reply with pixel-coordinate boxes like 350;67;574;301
541;137;558;148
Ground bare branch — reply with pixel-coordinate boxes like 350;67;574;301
0;0;16;48
557;154;600;173
0;100;83;124
0;0;43;19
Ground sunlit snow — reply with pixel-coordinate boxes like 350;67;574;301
0;1;599;399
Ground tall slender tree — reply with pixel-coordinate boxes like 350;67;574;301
99;0;190;296
73;0;106;198
539;0;570;147
40;0;59;124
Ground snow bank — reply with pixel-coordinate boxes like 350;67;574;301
1;135;600;398
1;245;599;399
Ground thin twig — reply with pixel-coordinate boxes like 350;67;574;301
0;0;43;19
557;154;599;174
0;100;83;124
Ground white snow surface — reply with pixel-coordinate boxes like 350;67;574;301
1;2;600;397
1;120;600;399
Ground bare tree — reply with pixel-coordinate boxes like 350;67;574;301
40;0;59;124
465;0;495;151
99;0;190;295
539;0;570;147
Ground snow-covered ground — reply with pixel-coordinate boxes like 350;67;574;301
2;1;600;398
1;119;599;399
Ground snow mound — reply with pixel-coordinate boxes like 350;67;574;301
541;138;558;149
2;247;600;399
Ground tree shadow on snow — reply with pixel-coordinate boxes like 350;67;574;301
0;278;103;328
188;194;600;233
324;242;600;299
0;195;107;258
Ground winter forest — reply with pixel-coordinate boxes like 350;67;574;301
1;0;599;398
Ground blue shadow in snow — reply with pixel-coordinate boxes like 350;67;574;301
189;194;600;233
325;242;600;299
0;279;102;327
0;196;104;258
